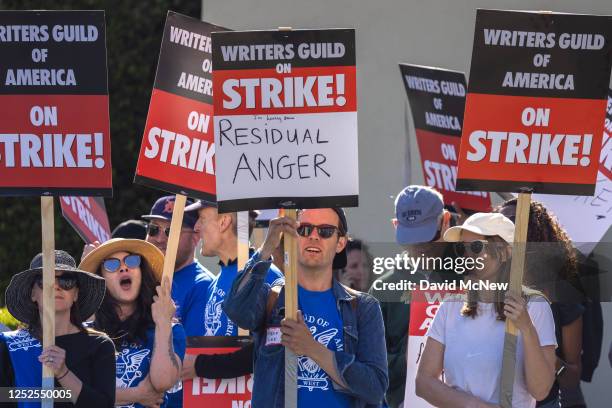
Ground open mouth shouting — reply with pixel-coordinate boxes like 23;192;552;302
119;276;133;291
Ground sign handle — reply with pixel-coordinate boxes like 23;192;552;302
161;194;187;284
283;208;298;408
237;211;250;336
41;196;55;408
499;190;531;408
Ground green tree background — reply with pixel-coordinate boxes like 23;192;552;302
0;0;201;305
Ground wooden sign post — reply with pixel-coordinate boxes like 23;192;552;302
283;209;299;408
160;194;187;283
41;196;55;408
499;190;531;408
237;211;250;336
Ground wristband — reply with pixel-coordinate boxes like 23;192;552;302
56;368;70;380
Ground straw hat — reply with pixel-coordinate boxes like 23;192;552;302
79;238;164;282
5;250;106;325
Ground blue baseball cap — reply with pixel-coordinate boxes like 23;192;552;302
394;185;444;245
142;196;199;229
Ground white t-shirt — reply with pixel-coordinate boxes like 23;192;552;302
426;297;557;408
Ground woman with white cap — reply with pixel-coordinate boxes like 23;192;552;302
415;213;557;408
79;238;185;408
0;250;115;408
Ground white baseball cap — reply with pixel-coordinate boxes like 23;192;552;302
443;212;515;244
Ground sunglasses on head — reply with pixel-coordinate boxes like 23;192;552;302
454;240;488;257
296;223;342;239
34;274;78;290
103;254;142;273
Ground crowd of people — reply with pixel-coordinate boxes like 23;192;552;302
0;186;606;408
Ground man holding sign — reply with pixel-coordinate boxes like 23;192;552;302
223;208;388;408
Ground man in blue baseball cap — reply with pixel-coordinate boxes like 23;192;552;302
142;196;213;336
369;185;454;408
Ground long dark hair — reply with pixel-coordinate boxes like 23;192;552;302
93;255;157;347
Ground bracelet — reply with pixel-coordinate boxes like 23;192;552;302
57;368;70;380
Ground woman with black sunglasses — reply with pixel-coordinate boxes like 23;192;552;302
0;250;115;408
79;238;185;408
416;213;557;408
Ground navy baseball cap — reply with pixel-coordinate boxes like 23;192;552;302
142;196;199;229
394;185;444;245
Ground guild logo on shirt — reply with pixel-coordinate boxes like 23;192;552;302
6;330;41;352
116;348;151;388
297;327;340;391
204;294;223;336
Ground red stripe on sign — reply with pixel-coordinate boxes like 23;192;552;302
136;89;216;196
213;66;357;115
458;94;604;186
0;95;111;190
60;196;111;244
415;129;491;212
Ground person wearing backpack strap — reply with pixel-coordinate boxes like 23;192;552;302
223;208;389;408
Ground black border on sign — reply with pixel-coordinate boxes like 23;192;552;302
187;336;252;348
0;187;112;197
217;195;358;213
456;179;595;196
134;175;217;202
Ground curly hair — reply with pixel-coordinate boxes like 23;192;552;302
92;256;158;348
497;198;581;294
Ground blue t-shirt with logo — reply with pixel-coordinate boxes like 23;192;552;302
204;252;284;336
115;324;186;408
172;261;213;336
297;286;351;408
0;329;42;408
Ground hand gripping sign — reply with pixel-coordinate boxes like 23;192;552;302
0;11;111;196
457;10;612;196
399;64;491;211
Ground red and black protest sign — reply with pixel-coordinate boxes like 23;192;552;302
457;10;612;195
0;11;111;196
400;64;491;211
135;12;226;200
183;337;252;408
212;29;358;212
60;196;111;244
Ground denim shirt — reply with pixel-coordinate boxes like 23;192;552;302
223;251;388;408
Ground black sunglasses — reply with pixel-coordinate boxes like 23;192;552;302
146;223;171;238
103;254;142;273
297;223;341;239
454;240;488;257
34;274;78;291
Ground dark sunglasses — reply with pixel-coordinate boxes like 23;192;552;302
454;240;488;257
103;254;142;273
297;223;341;239
34;274;78;290
146;223;170;238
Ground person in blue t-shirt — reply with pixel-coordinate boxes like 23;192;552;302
142;195;214;336
0;250;115;408
79;238;186;408
180;201;283;379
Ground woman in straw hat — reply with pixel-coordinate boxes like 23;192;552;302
0;250;115;408
79;238;185;408
415;213;557;408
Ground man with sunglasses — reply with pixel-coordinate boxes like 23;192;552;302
143;195;213;336
368;185;457;408
223;208;388;408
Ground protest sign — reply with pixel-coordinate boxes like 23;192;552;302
183;337;252;408
400;64;491;211
404;290;457;408
135;11;225;201
534;90;612;254
212;28;358;212
60;196;111;244
457;9;612;195
0;10;111;196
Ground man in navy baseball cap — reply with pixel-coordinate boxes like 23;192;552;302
143;195;213;338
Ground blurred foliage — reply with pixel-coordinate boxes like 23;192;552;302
0;0;201;304
0;307;20;329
